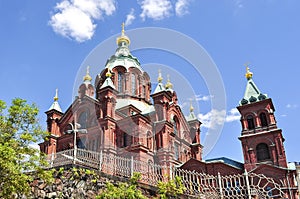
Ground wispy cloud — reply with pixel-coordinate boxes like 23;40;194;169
139;0;172;20
286;104;298;109
125;8;135;26
234;0;244;8
175;0;190;16
194;94;213;102
198;108;240;129
49;0;116;42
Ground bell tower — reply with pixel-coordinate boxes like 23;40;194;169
237;67;287;171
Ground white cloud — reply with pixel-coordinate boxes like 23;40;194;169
139;0;172;20
198;109;226;129
175;0;190;16
125;8;135;26
49;0;116;42
225;108;240;122
198;108;240;129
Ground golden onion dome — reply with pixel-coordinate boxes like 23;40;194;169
106;69;112;78
116;23;130;46
165;75;173;89
83;66;92;81
245;65;253;80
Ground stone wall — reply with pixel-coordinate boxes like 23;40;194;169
30;166;157;199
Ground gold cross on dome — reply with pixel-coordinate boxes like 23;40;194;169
121;22;125;35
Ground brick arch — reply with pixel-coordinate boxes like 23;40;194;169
113;66;126;93
258;111;269;127
245;114;255;130
247;137;275;149
256;142;271;162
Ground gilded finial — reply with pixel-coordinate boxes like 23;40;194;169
121;22;125;36
54;88;59;101
83;66;92;81
116;22;130;45
158;69;163;83
244;63;253;80
189;100;194;112
165;74;173;89
106;69;112;78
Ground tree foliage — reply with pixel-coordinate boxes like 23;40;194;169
0;98;53;198
157;176;186;199
96;172;147;199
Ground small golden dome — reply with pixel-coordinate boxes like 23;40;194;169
106;69;112;78
83;66;92;81
53;88;59;101
157;69;163;83
190;101;194;112
165;75;173;89
245;66;253;80
116;22;130;46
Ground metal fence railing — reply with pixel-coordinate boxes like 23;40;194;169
47;149;285;198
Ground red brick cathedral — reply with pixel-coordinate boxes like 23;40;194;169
40;26;202;167
40;26;297;196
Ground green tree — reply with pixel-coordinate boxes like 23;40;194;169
97;172;147;199
0;98;53;198
157;176;186;199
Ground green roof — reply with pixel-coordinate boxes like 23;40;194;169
240;76;268;106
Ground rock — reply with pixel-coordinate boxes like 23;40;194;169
38;183;47;190
55;178;62;185
86;190;96;199
39;190;46;198
47;192;57;198
76;180;86;188
31;179;39;187
57;184;63;192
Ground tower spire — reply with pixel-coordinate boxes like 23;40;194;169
187;100;197;121
190;100;194;113
240;65;267;105
48;89;62;112
54;88;59;101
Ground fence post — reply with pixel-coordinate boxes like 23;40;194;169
244;170;252;199
50;152;54;168
169;165;173;180
218;172;223;198
131;156;134;177
99;150;103;171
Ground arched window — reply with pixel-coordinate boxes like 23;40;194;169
118;72;123;93
173;117;179;135
260;112;268;127
123;133;131;147
131;73;136;95
247;115;255;130
78;111;88;129
147;131;152;150
123;133;127;147
256;143;270;161
142;85;145;98
174;143;179;160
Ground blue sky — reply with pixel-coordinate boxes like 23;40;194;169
0;0;299;162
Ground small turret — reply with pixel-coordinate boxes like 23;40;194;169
78;66;95;98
